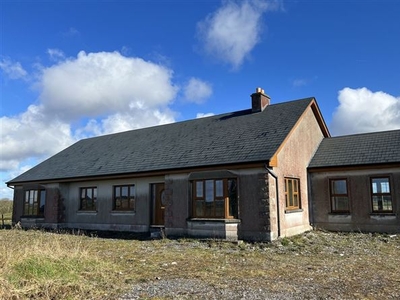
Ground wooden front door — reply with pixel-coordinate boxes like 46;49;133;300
152;183;165;226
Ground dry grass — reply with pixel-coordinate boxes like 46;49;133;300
0;229;399;299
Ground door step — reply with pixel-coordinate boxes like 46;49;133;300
150;226;165;239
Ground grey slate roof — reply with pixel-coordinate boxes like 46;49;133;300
8;98;315;184
309;129;400;168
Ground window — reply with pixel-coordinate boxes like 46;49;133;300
80;187;97;211
330;179;349;213
371;177;392;213
192;178;238;218
285;178;300;210
113;185;135;211
24;189;46;216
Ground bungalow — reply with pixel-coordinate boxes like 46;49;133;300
7;88;330;241
308;130;400;233
8;87;399;240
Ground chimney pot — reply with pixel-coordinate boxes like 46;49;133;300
251;87;270;112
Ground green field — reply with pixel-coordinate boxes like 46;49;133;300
0;229;399;299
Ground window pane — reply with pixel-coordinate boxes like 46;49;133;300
293;194;298;207
373;195;392;211
332;196;349;211
288;180;293;202
382;195;393;211
87;189;92;200
121;199;128;208
81;199;87;210
115;187;121;197
381;182;390;193
205;180;214;202
332;180;347;194
205;201;213;216
121;186;128;197
215;200;224;217
130;185;135;197
196;181;203;198
93;188;97;198
196;200;204;216
372;178;390;193
215;180;223;197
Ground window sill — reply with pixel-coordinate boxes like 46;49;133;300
328;214;351;221
285;209;303;214
188;218;241;224
111;211;135;216
77;210;97;215
20;217;45;225
370;213;396;220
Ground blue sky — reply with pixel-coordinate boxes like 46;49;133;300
1;0;400;199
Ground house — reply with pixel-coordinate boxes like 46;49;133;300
6;88;330;241
308;130;400;233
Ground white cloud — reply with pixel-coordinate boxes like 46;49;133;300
330;87;400;136
0;182;14;199
0;104;75;172
47;48;65;61
197;0;280;69
77;109;175;136
196;112;215;118
0;58;28;79
1;50;180;179
39;51;178;120
183;78;213;104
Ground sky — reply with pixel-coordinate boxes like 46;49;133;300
1;0;400;199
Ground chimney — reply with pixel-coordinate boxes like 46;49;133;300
251;87;270;113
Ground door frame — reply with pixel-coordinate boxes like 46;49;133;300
150;182;165;226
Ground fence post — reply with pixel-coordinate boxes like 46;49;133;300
1;214;3;229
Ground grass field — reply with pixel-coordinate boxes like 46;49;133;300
0;229;399;299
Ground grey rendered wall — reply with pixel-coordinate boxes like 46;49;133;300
62;176;164;232
310;167;400;233
164;173;190;237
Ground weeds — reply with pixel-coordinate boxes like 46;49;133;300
0;229;399;299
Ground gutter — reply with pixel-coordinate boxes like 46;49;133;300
266;166;280;238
